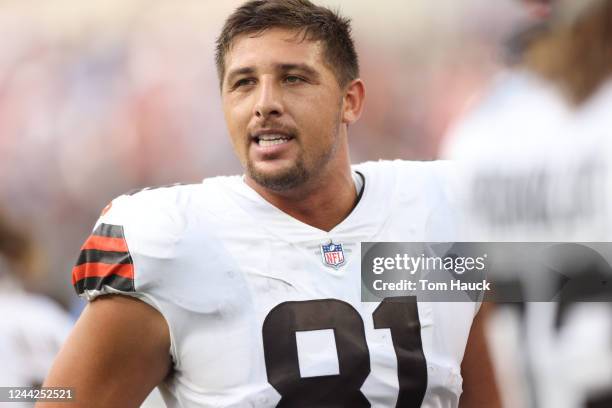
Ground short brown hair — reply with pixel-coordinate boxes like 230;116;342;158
215;0;359;88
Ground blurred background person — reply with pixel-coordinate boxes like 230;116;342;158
444;0;612;407
0;211;73;407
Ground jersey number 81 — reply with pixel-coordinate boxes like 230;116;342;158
262;297;427;407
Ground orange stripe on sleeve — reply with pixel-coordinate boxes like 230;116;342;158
71;263;134;285
81;235;129;252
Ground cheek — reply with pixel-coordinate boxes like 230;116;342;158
297;113;339;156
292;91;338;128
302;96;340;136
223;98;251;144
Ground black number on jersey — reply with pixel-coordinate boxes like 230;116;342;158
262;299;370;407
374;297;427;407
550;244;612;408
262;297;427;407
503;244;612;407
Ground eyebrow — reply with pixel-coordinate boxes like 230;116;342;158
225;63;321;86
278;63;320;80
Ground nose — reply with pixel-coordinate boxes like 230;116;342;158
254;78;283;119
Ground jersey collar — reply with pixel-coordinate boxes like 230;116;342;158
223;163;394;245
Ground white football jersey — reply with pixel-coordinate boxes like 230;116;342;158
72;160;478;408
443;71;612;407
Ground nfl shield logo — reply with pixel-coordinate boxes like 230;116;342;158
321;242;345;269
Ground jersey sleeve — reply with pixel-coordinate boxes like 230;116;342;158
72;201;135;298
71;185;242;317
71;190;186;302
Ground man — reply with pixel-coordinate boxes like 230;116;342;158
41;1;499;407
444;0;612;406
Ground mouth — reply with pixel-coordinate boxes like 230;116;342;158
251;130;295;148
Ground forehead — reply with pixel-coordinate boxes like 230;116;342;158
224;27;327;75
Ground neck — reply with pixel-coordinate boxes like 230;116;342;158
245;158;356;232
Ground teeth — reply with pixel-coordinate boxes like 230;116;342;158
259;138;289;147
258;134;288;141
256;133;291;147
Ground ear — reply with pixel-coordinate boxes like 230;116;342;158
341;79;366;125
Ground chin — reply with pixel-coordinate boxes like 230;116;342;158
247;161;309;192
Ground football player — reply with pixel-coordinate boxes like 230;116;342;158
444;0;612;407
40;1;500;407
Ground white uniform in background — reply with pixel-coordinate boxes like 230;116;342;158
72;160;477;408
443;71;612;408
0;274;73;408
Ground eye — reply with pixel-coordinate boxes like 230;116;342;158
284;75;305;84
234;78;256;88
